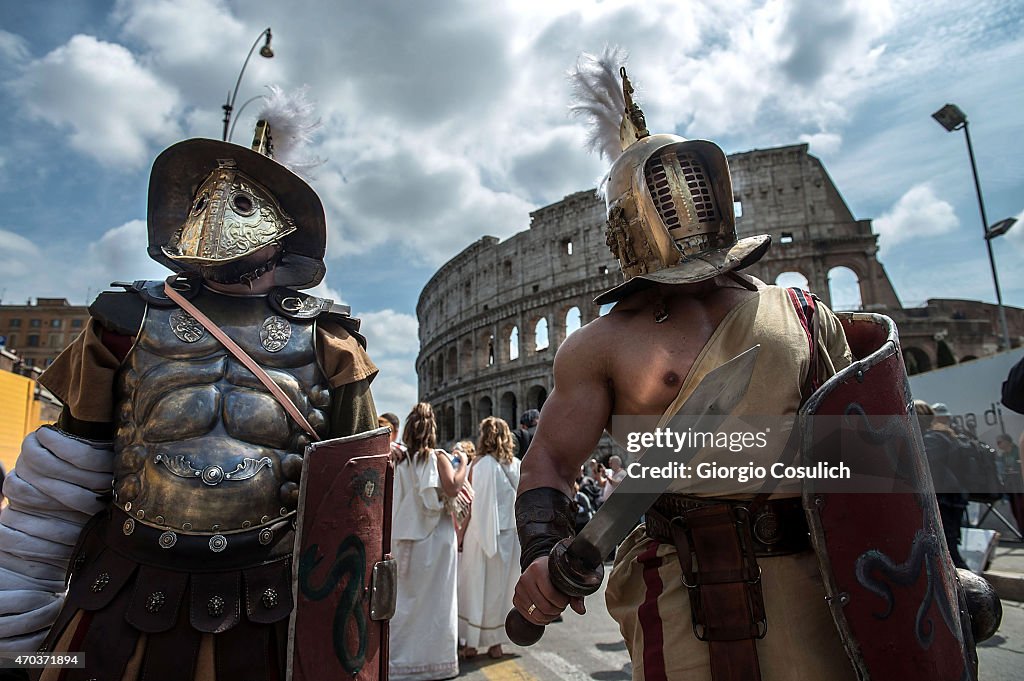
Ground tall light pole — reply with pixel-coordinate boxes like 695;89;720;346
932;103;1012;350
222;28;274;142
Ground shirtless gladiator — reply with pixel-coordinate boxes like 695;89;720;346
510;55;859;681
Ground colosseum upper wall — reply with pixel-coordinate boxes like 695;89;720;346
416;143;1023;448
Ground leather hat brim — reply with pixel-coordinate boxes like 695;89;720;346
593;234;771;305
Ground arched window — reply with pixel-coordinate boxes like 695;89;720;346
775;271;810;290
500;391;517;426
565;306;581;338
534;318;549;351
509;326;520;361
460;401;473;439
478;395;493;419
827;266;862;311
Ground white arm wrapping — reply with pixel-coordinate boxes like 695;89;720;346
0;426;114;651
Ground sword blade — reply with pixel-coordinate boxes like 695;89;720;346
571;345;761;565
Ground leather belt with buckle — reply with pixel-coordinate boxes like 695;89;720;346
645;495;809;557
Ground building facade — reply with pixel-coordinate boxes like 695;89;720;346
0;298;91;369
417;144;1022;448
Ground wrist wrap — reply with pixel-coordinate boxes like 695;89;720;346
515;487;576;571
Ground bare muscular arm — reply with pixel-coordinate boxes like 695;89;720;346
514;325;612;624
519;326;613;497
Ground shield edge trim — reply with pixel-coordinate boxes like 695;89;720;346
800;312;900;681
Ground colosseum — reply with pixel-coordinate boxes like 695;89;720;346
416;143;1024;449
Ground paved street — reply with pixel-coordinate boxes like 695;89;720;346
460;579;630;681
458;553;1024;680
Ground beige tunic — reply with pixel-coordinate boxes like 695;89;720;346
605;286;858;681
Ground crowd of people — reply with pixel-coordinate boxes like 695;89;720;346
378;403;632;680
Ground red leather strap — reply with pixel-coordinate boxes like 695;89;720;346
163;277;321;442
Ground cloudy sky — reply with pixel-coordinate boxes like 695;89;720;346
1;0;1022;419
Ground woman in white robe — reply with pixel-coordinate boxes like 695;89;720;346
390;403;467;680
458;416;521;658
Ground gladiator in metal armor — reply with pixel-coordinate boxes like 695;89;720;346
0;96;390;681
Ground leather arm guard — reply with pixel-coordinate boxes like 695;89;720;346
515;487;576;571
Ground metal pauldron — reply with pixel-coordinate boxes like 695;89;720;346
515;487;577;571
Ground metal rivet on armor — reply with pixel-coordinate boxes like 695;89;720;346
208;595;225;618
124;502;132;512
201;465;225;486
856;370;864;384
158;531;178;549
123;519;135;536
261;515;270;524
91;573;110;592
136;509;145;520
258;528;274;546
839;592;850;606
262;588;278;609
154;515;164;525
145;591;166;613
209;535;228;553
212;524;220;531
280;507;288;516
182;522;192;531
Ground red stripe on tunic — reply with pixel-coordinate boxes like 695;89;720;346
638;541;668;681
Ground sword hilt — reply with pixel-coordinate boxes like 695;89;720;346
505;537;605;646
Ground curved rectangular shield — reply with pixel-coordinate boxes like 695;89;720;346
287;427;394;681
801;313;977;681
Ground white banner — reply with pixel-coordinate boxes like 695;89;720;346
908;348;1024;448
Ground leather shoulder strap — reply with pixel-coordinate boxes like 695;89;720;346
162;276;320;442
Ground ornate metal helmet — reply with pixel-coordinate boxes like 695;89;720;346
148;107;326;289
571;52;770;304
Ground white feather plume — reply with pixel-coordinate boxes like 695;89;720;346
256;85;324;176
569;47;628;162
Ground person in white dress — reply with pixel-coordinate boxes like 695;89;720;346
390;403;468;680
458;416;522;659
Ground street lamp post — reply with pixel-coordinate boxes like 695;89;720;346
221;28;274;142
932;103;1012;350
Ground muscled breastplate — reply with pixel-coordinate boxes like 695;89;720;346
112;287;330;536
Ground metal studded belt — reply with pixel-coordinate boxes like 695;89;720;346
97;508;295;571
645;495;809;556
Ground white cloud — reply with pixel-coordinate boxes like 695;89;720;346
0;30;29;63
0;229;44;281
1004;208;1024;255
114;0;246;67
359;310;420;357
366;357;420;424
798;131;842;156
11;35;182;166
873;184;959;252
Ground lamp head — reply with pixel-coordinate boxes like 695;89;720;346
259;28;274;58
986;217;1017;240
932;103;966;132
